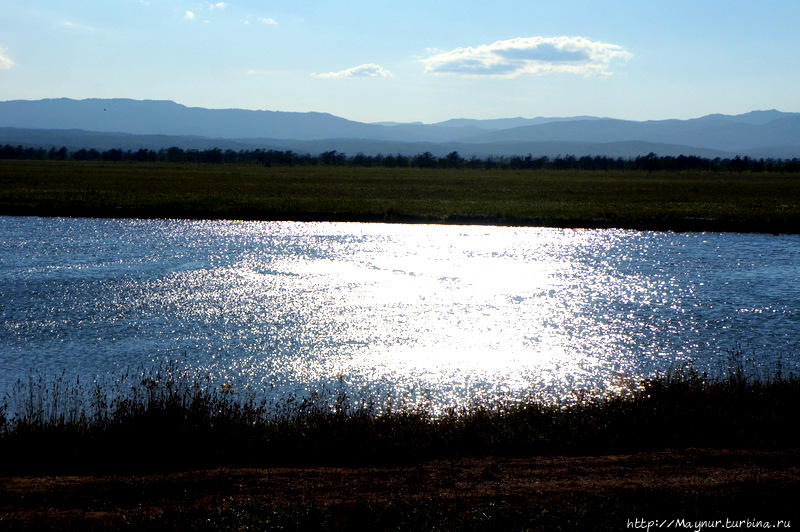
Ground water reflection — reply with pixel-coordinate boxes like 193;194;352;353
1;216;798;409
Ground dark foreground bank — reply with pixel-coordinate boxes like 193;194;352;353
2;449;797;531
2;363;799;529
2;160;799;233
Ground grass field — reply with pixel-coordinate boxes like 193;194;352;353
1;160;799;232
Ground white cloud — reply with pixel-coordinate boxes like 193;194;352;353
313;63;392;79
184;10;196;20
0;47;15;70
209;2;226;10
421;36;632;78
243;14;278;25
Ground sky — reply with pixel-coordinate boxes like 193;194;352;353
0;0;799;123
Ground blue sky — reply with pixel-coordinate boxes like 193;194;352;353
0;0;798;122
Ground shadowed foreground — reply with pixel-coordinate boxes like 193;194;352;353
1;449;797;530
1;361;799;529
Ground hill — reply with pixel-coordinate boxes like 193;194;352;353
0;127;735;158
1;98;798;157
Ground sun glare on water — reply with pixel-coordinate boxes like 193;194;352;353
1;218;798;410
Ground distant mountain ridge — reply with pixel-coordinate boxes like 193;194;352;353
430;116;607;130
0;98;798;158
0;126;742;159
460;114;800;152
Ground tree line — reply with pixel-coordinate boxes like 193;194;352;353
2;144;800;172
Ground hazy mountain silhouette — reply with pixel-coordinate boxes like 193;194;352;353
695;109;791;125
0;98;481;142
0;127;258;151
0;127;737;159
460;114;800;152
430;116;606;130
1;98;798;157
0;98;389;140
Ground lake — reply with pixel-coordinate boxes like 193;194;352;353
1;216;798;409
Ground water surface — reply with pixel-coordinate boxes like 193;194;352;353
1;216;798;408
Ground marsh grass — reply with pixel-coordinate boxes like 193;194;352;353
2;160;799;232
1;352;798;473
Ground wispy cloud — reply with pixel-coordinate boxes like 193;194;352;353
421;36;632;77
209;2;226;10
313;63;392;79
243;14;278;25
0;47;15;70
184;10;196;21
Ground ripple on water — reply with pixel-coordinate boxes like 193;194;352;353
1;216;799;409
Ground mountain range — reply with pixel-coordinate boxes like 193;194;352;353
1;98;799;158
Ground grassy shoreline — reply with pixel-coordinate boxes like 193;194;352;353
2;159;799;233
2;366;799;529
2;364;799;473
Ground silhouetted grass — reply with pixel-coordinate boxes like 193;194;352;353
2;159;799;232
1;355;798;473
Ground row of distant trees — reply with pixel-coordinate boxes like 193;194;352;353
2;144;800;172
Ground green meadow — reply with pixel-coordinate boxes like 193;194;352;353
1;159;799;232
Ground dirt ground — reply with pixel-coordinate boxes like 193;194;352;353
2;448;799;530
